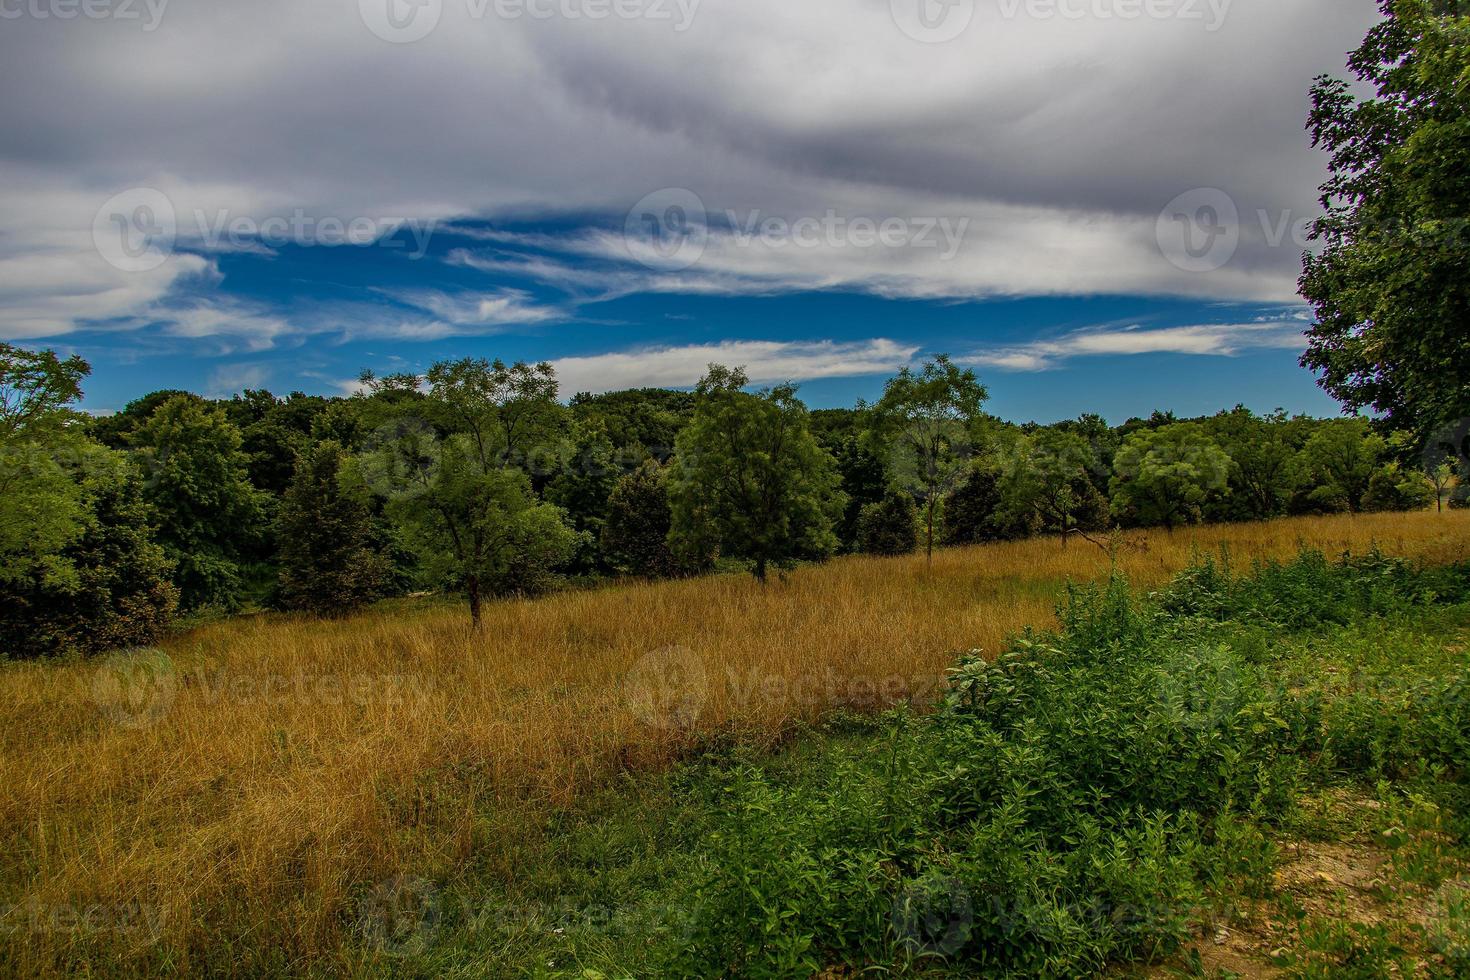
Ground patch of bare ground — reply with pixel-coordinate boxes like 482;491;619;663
1143;790;1465;978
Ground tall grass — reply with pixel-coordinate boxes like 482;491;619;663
1;511;1467;973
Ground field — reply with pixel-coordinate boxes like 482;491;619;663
2;511;1469;974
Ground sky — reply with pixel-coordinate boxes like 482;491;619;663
0;0;1382;423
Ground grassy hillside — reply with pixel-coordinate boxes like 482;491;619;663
2;511;1468;974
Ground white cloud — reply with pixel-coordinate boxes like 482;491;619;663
964;319;1310;371
206;362;272;398
0;0;1380;339
383;287;562;328
550;338;918;395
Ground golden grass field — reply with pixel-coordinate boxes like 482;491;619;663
2;511;1469;973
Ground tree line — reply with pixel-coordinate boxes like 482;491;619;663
2;343;1463;655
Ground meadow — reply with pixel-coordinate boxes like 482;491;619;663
2;510;1469;974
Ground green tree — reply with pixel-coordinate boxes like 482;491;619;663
869;356;989;564
600;460;686;578
1362;461;1436;512
1296;417;1386;513
0;344;94;588
1300;1;1470;436
130;395;267;610
1003;429;1108;547
1203;408;1303;521
668;365;845;582
940;465;1028;544
361;359;579;626
275;440;389;615
1;346;177;656
544;421;622;574
1;452;177;657
857;488;918;556
1110;423;1231;530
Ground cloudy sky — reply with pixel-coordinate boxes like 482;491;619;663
0;0;1381;420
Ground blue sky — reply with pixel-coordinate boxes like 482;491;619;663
0;0;1379;424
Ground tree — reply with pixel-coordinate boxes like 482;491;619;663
1110;424;1231;530
544;421;622;574
1300;1;1470;437
1296;418;1386;513
667;365;845;582
275;440;389;615
1203;408;1303;521
0;346;176;656
1003;429;1107;547
811;409;888;553
600;460;686;578
869;356;989;564
361;359;579;626
0;343;89;444
857;488;919;556
940;465;1026;545
130;395;267;610
1;452;177;658
1362;461;1436;512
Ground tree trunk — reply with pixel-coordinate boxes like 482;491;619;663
925;497;935;568
754;556;768;584
467;574;482;629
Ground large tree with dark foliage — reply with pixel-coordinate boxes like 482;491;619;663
276;440;389;615
1300;0;1470;437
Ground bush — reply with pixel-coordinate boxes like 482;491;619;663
857;489;918;555
661;551;1470;977
1362;462;1435;512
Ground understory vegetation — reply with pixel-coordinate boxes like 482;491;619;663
369;549;1470;978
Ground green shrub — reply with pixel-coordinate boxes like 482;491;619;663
857;489;919;556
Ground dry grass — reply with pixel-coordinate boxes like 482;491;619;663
2;511;1468;972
